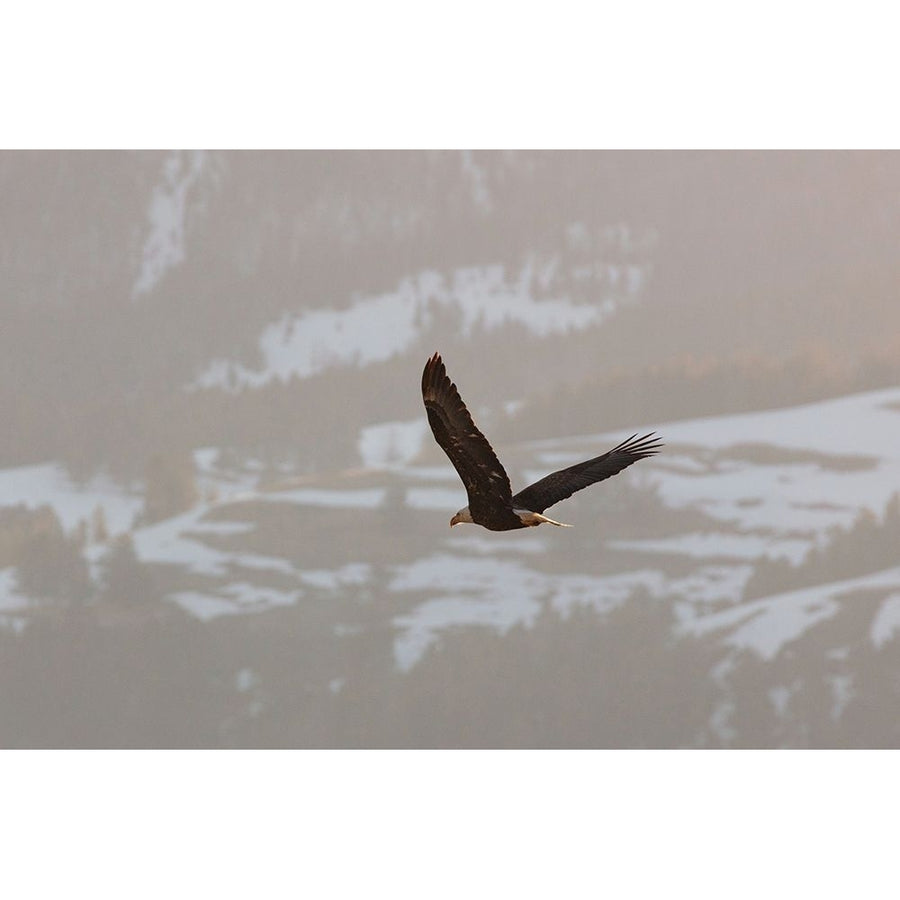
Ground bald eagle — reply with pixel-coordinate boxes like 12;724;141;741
421;352;662;531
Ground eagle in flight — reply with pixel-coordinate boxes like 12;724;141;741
422;352;663;531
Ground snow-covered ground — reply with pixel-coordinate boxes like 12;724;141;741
538;386;900;544
132;507;296;578
169;584;302;622
607;533;812;564
0;567;29;633
389;385;900;668
191;260;643;392
133;150;207;298
3;384;900;674
871;593;900;648
359;419;429;469
684;565;900;660
0;463;143;535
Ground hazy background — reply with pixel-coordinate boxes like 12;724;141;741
2;149;900;747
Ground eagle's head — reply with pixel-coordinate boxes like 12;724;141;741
450;506;474;527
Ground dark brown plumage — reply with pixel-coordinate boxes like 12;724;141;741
421;352;663;531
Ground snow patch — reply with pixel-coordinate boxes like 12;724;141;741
829;673;854;721
608;532;811;564
404;487;466;511
684;566;900;660
185;520;256;536
133;506;295;578
299;563;371;591
589;386;900;543
192;262;637;391
388;553;761;671
870;593;900;648
461;149;492;213
769;685;793;718
263;488;386;509
389;555;661;670
133;150;206;297
445;535;547;555
0;567;29;614
393;593;541;673
664;565;754;608
0;462;142;536
359;419;428;469
168;583;300;621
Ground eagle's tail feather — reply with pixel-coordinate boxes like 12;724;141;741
527;512;572;527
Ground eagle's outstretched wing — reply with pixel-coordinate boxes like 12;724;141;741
511;432;663;513
421;352;513;517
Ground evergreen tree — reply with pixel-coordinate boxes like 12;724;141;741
73;517;89;549
91;504;108;543
15;529;93;606
99;534;155;605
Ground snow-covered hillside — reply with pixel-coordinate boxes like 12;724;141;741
191;258;646;391
4;384;899;688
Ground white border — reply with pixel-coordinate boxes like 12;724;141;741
4;750;898;898
4;1;899;147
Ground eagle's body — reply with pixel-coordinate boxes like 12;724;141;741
421;352;662;531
